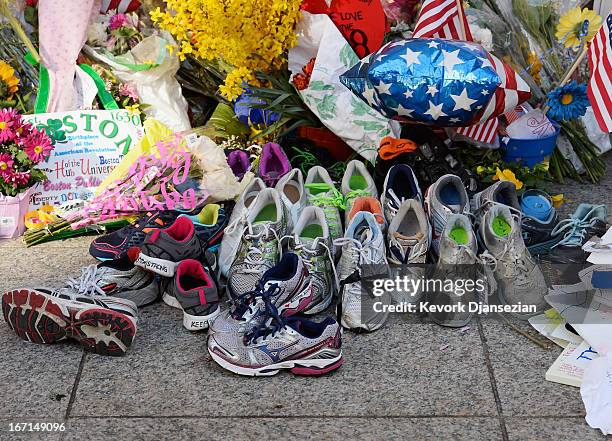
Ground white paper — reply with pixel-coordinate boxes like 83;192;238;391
506;109;556;139
550;322;583;345
528;314;569;348
581;353;612;435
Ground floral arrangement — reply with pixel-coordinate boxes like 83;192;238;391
88;12;143;56
555;6;602;50
0;108;53;197
150;0;303;100
91;64;145;115
0;60;19;107
545;80;589;121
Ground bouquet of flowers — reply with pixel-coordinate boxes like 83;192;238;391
0;108;53;197
88;12;144;56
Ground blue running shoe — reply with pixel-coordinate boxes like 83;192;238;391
520;190;561;255
178;203;227;252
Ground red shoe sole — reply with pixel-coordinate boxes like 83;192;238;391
2;289;136;357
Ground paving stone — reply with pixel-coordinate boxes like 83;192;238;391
480;319;584;416
63;417;504;441
505;417;609;441
70;307;496;418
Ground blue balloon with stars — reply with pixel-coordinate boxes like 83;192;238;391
340;38;501;126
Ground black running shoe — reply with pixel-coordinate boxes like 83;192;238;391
548;204;607;264
89;211;178;261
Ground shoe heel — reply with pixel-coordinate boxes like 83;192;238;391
182;306;220;331
291;356;344;376
279;282;314;317
71;308;137;357
134;252;178;277
2;290;68;344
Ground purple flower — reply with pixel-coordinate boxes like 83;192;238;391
109;13;129;30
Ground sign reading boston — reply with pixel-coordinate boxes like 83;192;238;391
24;110;144;210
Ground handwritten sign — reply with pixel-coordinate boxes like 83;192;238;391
24;110;144;210
302;0;388;58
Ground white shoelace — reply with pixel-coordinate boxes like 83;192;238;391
283;235;340;291
62;265;105;297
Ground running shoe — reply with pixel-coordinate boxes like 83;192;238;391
162;259;220;331
380;164;422;221
2;287;138;356
218;178;266;278
286;206;336;314
305;166;344;242
341;159;378;217
424;174;471;256
471;181;520;215
134;216;203;277
208;302;343;376
211;252;313;336
387;199;429;265
226;149;251;180
346;196;386;232
89;211;177;261
480;203;547;318
336;211;390;332
259;142;291;187
548;204;607;264
520;190;561;255
227;188;288;299
178;203;227;251
276;168;306;230
428;214;481;327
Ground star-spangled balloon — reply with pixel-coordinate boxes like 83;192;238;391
340;38;527;127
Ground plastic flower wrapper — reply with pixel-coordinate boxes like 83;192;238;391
546;81;589;121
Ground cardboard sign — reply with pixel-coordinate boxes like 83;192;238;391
302;0;388;58
24;110;144;209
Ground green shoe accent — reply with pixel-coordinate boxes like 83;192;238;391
349;175;368;190
492;216;512;237
449;226;468;245
254;204;277;223
301;224;324;239
305;182;332;196
196;204;219;225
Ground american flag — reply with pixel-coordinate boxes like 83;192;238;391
587;13;612;133
413;0;473;41
100;0;141;14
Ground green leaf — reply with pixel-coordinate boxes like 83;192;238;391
308;80;334;91
339;44;359;69
354;120;385;131
350;96;371;116
205;103;250;138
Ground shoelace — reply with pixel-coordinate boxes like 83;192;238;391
486;241;532;286
242;222;282;275
345;189;371;204
231;280;281;321
283;235;340;291
59;265;105;297
333;237;379;277
245;297;288;345
306;183;346;210
388;233;427;263
551;204;606;248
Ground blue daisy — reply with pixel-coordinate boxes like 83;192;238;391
545;80;590;121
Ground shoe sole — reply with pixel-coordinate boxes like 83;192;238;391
2;289;136;356
134;252;179;277
209;348;343;377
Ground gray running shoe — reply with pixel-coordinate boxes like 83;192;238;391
38;248;158;307
210;253;313;336
286;206;336;314
218;177;266;278
387;199;430;304
208;304;343;377
424;174;470;256
336;211;389;332
134;216;203;277
428;214;481;327
471;180;520;224
305;166;343;243
163;259;220;331
480;204;547;318
341;159;378;225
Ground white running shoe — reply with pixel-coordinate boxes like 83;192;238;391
341;159;378;222
276;168;306;231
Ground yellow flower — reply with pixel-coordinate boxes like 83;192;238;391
556;7;602;49
125;104;141;116
476;166;485;174
151;0;302;100
0;60;19;100
551;194;564;208
492;168;523;190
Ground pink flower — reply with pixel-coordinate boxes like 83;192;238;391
0;153;14;178
0;109;15;143
23;129;54;163
118;82;139;100
5;171;29;188
109;13;129;30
